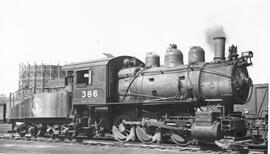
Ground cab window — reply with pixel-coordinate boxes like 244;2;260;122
76;69;91;84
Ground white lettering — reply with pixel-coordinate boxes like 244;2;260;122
93;90;98;97
87;90;92;97
82;90;98;98
82;91;86;98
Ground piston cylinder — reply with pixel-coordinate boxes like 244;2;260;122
213;37;226;61
191;121;222;140
191;112;222;140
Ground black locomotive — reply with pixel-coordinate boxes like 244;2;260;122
9;37;258;146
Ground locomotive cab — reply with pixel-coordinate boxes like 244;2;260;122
62;56;144;105
61;56;144;133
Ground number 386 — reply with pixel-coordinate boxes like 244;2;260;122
82;90;98;98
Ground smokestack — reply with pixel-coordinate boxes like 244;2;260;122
205;25;227;51
213;37;226;61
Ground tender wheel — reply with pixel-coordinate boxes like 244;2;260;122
17;129;26;137
37;126;46;137
112;113;136;142
30;125;39;138
48;129;55;140
17;124;27;137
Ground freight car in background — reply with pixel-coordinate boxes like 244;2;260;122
8;36;266;148
235;83;268;119
235;83;268;140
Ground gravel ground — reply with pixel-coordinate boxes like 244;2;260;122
0;139;204;154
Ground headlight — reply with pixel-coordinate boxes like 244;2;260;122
241;51;253;58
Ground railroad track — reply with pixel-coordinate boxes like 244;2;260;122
0;133;266;154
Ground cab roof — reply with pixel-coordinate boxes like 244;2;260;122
62;56;144;71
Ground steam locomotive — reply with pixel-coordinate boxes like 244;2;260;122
9;37;256;146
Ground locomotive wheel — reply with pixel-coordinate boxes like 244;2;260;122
136;126;160;144
170;130;194;146
112;113;136;142
136;111;160;144
169;112;194;146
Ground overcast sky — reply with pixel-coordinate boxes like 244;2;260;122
0;0;269;95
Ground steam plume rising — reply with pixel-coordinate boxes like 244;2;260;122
205;25;227;51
